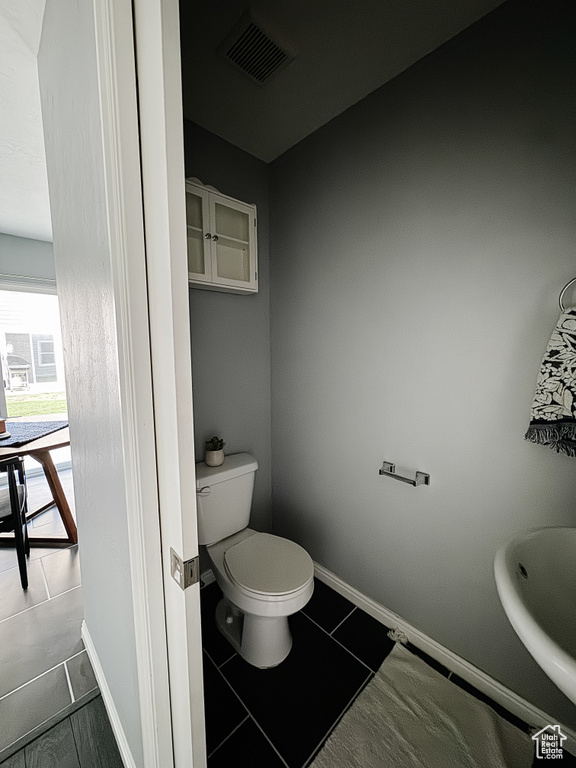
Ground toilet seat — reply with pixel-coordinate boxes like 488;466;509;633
223;532;314;597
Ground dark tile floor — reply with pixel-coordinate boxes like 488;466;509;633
201;576;391;768
2;466;574;766
201;577;575;768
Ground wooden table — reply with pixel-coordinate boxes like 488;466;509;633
0;426;77;547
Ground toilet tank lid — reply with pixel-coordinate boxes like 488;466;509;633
195;452;258;487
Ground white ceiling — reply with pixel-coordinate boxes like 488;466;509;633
0;0;505;243
180;0;505;163
0;0;51;242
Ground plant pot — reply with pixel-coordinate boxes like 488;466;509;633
205;449;224;467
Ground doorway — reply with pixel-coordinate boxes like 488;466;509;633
0;287;88;758
0;287;71;474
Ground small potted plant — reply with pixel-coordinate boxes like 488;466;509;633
205;435;225;467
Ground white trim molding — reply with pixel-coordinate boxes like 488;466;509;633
0;274;57;294
82;621;137;768
92;0;174;764
313;562;576;746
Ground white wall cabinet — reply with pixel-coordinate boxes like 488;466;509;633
185;179;258;294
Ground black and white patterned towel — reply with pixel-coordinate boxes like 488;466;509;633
525;307;576;456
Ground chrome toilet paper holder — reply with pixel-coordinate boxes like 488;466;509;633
379;461;430;487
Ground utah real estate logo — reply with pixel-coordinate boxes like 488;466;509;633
532;725;567;760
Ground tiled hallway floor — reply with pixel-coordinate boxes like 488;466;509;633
201;577;575;768
0;695;122;768
0;469;100;761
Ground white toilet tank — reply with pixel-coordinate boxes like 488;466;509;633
196;453;258;545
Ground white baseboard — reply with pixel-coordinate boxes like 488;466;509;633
82;621;137;768
313;562;576;747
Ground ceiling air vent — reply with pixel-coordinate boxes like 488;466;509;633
219;11;295;86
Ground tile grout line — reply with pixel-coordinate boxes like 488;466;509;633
328;606;357;636
300;611;378;675
243;710;291;768
0;596;48;625
205;650;291;768
217;649;238;670
66;648;87;663
0;687;102;760
0;584;82;626
64;659;75;703
68;700;83;766
1;704;76;758
0;660;69;703
39;555;52;599
207;715;249;760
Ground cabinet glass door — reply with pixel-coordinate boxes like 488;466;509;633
211;197;255;288
185;186;210;281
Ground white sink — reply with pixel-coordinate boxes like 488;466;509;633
495;527;576;705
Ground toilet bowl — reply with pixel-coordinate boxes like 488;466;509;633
196;454;314;668
208;528;314;667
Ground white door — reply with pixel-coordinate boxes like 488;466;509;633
132;0;207;765
38;0;206;765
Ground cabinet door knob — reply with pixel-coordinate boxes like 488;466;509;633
212;235;219;241
205;232;211;239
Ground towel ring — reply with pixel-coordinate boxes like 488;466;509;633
559;277;576;311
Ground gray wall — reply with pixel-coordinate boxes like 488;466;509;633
39;2;143;763
0;233;55;283
184;121;272;532
270;0;576;725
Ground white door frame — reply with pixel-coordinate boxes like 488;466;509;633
91;0;182;765
94;0;206;762
131;0;207;765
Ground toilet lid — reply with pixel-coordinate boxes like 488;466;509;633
224;533;313;596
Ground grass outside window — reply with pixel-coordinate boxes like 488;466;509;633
6;392;67;418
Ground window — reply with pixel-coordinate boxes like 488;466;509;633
37;339;55;366
0;289;66;416
0;287;70;473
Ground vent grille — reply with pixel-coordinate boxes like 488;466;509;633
222;14;294;85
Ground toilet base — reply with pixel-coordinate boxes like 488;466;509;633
215;598;293;669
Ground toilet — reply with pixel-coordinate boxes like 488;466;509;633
196;453;314;668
